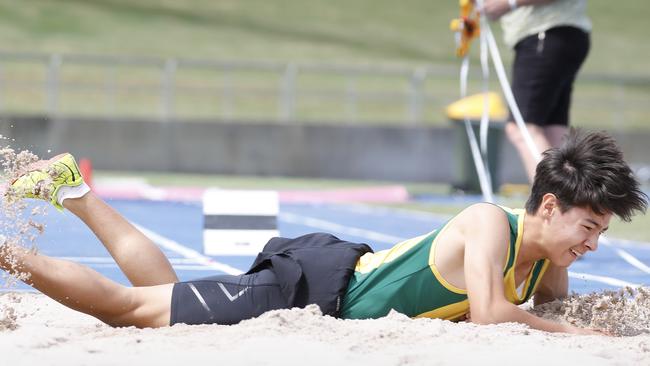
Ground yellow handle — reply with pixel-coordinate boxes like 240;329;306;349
450;19;462;31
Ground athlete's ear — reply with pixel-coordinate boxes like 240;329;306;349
540;193;559;218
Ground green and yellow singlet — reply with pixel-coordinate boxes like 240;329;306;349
340;206;550;321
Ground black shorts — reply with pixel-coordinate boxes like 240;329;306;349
170;268;288;325
510;26;590;127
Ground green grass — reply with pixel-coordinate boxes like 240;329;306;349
1;1;649;128
0;0;456;65
1;0;648;75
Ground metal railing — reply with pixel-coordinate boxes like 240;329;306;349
0;51;648;128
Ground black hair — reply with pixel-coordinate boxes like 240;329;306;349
525;129;648;221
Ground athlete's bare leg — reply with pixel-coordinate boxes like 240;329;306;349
62;192;178;286
0;243;172;328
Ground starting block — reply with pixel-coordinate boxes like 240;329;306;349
202;189;279;256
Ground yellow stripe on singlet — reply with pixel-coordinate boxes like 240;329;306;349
427;216;467;295
498;206;550;304
354;231;435;274
415;299;469;321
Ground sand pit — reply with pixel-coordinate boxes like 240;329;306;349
0;292;649;366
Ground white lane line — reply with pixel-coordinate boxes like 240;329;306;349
604;237;650;250
0;288;38;293
280;213;648;285
568;271;640;288
52;261;221;271
610;248;650;275
329;202;453;222
55;257;207;265
601;236;650;275
133;222;244;275
279;212;405;244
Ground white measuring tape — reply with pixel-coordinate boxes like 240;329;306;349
455;0;542;202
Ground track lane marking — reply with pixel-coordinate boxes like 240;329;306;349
133;222;244;275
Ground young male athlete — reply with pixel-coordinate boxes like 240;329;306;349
0;130;646;334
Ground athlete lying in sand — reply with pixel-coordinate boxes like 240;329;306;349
0;130;646;334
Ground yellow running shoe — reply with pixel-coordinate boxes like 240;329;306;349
9;153;84;211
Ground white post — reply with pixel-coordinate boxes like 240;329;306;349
0;63;4;113
280;62;297;122
46;54;62;117
104;65;118;118
221;66;234;120
161;58;177;122
408;67;427;125
345;71;358;124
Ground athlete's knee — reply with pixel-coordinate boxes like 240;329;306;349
505;122;524;145
506;122;546;146
544;125;568;148
90;287;137;327
97;287;171;328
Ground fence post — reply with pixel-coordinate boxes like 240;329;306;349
0;63;3;113
345;71;358;124
280;62;297;122
46;54;62;117
161;58;177;122
614;81;626;126
104;65;118;118
408;67;427;125
221;65;234;120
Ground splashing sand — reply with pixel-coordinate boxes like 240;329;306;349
532;287;650;336
0;293;19;331
0;143;49;330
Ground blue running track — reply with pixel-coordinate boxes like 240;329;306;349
4;199;650;294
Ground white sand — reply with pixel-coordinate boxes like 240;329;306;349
1;292;649;366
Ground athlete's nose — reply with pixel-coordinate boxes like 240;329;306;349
585;233;600;252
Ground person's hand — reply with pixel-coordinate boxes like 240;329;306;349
564;324;613;336
459;311;472;322
480;0;513;21
577;327;613;336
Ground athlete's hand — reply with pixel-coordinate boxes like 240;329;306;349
480;0;512;21
459;311;472;322
565;324;613;336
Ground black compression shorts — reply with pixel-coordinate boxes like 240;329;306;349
170;268;289;325
510;26;590;127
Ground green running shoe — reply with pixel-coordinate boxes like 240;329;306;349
9;153;84;211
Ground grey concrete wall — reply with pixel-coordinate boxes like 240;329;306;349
2;115;648;187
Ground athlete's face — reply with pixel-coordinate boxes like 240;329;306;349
542;196;612;268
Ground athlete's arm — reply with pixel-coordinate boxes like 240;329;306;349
461;204;600;335
533;263;568;306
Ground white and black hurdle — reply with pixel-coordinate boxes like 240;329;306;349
202;189;279;256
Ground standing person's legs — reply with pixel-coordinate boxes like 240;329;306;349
0;239;172;328
542;69;577;150
505;122;552;182
506;27;590;182
544;125;569;148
